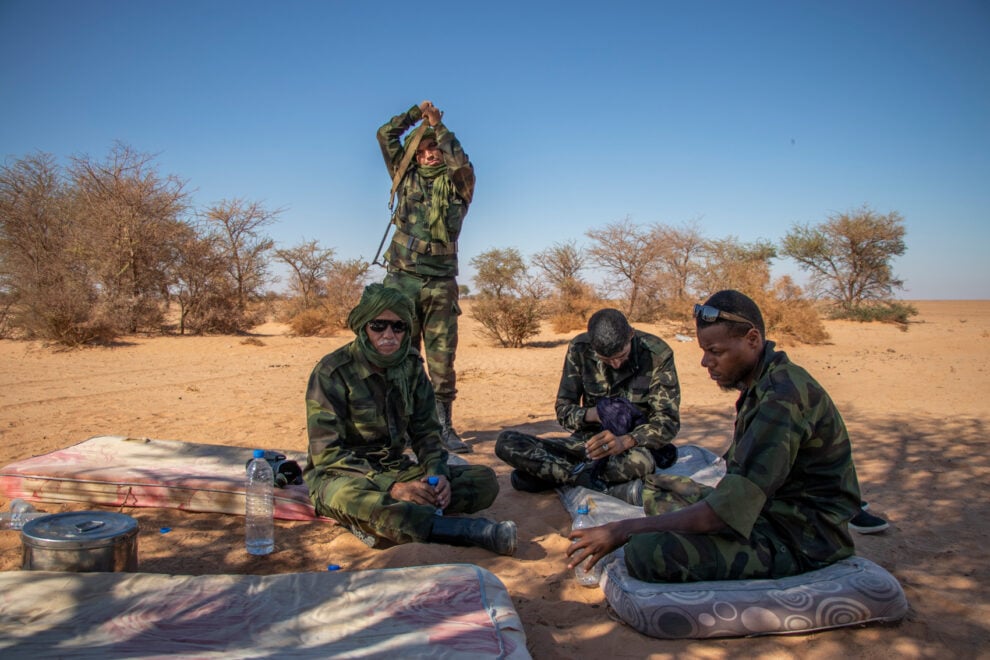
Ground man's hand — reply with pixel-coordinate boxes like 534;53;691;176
585;430;634;459
567;521;626;571
419;100;443;127
390;475;449;508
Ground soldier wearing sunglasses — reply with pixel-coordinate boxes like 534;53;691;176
303;284;516;555
568;290;879;583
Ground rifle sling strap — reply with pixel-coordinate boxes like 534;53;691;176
388;120;430;211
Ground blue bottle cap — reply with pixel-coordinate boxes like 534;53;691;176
427;476;439;486
327;563;342;571
253;449;265;458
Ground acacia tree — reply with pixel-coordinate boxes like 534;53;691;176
274;240;336;309
531;240;597;330
166;225;236;335
470;247;544;347
695;237;777;299
203;198;278;318
531;240;586;291
0;152;95;342
585;217;666;321
781;206;907;309
638;221;708;319
471;247;527;297
70;143;189;333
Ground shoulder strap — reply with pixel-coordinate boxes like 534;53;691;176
388;121;429;211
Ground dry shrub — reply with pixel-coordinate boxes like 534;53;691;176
288;308;328;337
546;280;600;333
471;295;544;348
759;277;829;345
549;312;587;334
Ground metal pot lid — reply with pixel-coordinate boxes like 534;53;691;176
21;511;138;547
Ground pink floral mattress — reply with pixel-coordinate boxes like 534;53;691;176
0;564;530;658
0;435;323;521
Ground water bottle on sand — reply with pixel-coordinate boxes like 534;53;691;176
245;449;274;555
572;503;602;587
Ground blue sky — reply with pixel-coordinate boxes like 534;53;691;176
2;0;988;299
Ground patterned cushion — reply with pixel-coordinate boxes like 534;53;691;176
602;550;907;638
559;445;908;639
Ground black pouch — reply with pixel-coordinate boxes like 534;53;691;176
245;451;304;488
650;443;679;470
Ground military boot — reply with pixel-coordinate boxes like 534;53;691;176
510;469;557;493
570;462;609;493
428;516;517;556
436;400;471;454
606;479;644;506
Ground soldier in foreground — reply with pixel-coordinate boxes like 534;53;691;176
303;284;515;555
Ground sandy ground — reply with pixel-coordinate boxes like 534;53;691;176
1;300;988;659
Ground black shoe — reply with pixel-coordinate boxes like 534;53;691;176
510;470;557;493
849;509;889;534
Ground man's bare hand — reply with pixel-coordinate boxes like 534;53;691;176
585;430;632;459
419;100;443;127
566;522;626;571
390;477;443;506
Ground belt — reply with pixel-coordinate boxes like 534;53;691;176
392;228;458;257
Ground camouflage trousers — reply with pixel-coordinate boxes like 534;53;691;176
623;474;804;583
309;463;498;547
384;270;460;403
494;430;655;485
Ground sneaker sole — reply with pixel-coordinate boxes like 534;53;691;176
849;521;889;534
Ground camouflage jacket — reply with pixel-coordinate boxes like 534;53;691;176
303;342;450;494
555;330;681;449
704;342;861;567
377;104;475;278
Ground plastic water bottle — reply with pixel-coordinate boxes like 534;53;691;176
245;449;274;555
427;476;443;516
572;503;602;587
1;499;40;530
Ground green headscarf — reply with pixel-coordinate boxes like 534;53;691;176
346;284;416;414
405;127;452;244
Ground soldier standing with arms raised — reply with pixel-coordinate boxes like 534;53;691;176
377;100;474;453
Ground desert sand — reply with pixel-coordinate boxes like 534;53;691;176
1;300;988;659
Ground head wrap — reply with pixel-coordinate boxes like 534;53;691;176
346;284;417;414
404;127;452;244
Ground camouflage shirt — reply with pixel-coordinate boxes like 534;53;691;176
377;104;475;278
704;341;861;566
303;342;450;494
555;330;681;450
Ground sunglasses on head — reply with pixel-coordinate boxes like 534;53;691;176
693;304;754;326
366;319;409;334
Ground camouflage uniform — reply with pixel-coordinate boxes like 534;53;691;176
303;342;498;547
624;342;862;582
495;330;681;485
377;104;474;404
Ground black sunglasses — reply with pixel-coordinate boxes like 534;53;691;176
367;319;409;334
693;304;754;326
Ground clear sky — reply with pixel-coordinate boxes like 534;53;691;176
2;0;988;299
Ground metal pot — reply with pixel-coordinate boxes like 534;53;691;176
21;511;139;572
